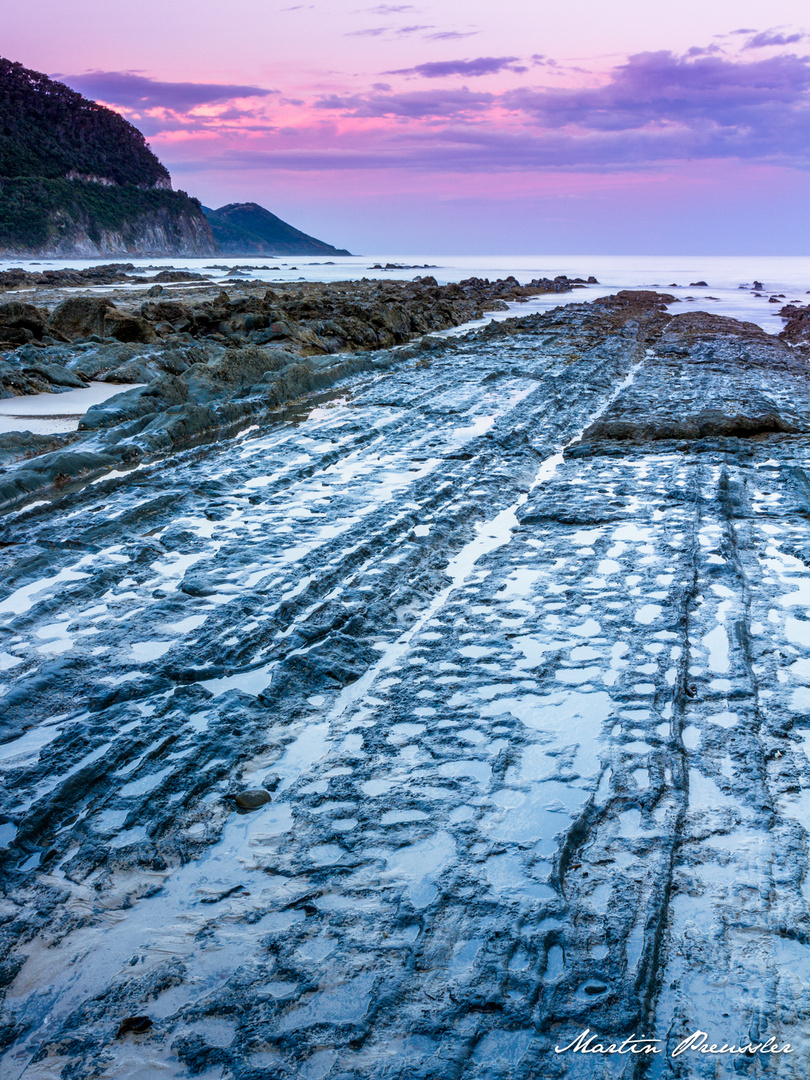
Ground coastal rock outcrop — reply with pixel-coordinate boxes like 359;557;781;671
0;274;592;505
779;302;810;350
46;296;157;345
574;306;807;449
0;301;47;345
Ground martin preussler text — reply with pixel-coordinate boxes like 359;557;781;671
555;1028;792;1058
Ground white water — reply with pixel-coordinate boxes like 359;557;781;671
0;382;143;435
4;254;807;292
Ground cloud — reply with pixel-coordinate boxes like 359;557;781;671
137;40;810;182
134;107;274;137
57;71;276;111
346;22;477;40
168;110;810;175
346;26;389;36
502;50;810;135
253;46;810;174
386;56;527;78
426;30;479;41
364;4;416;11
744;29;807;49
313;87;494;118
314;48;810;143
344;22;437;37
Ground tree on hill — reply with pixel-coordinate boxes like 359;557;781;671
0;56;169;188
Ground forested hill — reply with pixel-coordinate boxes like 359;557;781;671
0;56;216;256
203;202;352;256
0;57;169;188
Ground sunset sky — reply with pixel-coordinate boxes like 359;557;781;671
7;0;810;253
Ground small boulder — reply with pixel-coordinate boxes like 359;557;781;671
79;374;189;429
20;362;88;389
0;301;47;341
0;361;49;396
116;1016;152;1038
71;342;144;381
139;300;193;329
0;327;35;346
183;346;298;402
230;788;273;811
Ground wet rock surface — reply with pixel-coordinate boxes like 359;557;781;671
0;269;586;355
0;276;588;509
1;291;810;1077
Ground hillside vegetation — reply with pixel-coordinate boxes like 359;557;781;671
0;56;215;255
203;202;351;256
0;57;169;187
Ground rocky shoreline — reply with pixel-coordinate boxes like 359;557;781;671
0;272;593;510
0;278;807;516
3;282;810;1078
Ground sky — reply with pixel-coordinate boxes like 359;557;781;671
6;0;810;253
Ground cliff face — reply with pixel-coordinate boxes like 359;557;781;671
0;57;217;257
70;209;217;258
30;209;218;259
0;203;218;258
0;177;218;257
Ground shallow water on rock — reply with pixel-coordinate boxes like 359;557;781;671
3;299;810;1077
0;381;143;434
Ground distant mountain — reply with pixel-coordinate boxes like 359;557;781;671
203;202;351;257
0;57;217;257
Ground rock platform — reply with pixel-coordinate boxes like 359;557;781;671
1;289;810;1077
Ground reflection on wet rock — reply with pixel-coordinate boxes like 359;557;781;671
2;289;810;1076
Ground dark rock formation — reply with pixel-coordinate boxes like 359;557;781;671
0;301;47;346
1;272;590;354
0;265;209;293
46;296;156;345
369;263;438;270
574;305;809;450
779;302;810;349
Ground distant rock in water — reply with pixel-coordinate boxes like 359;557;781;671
203;202;351;257
0;56;217;257
369;263;439;270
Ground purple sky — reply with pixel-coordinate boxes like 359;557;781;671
7;0;810;253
